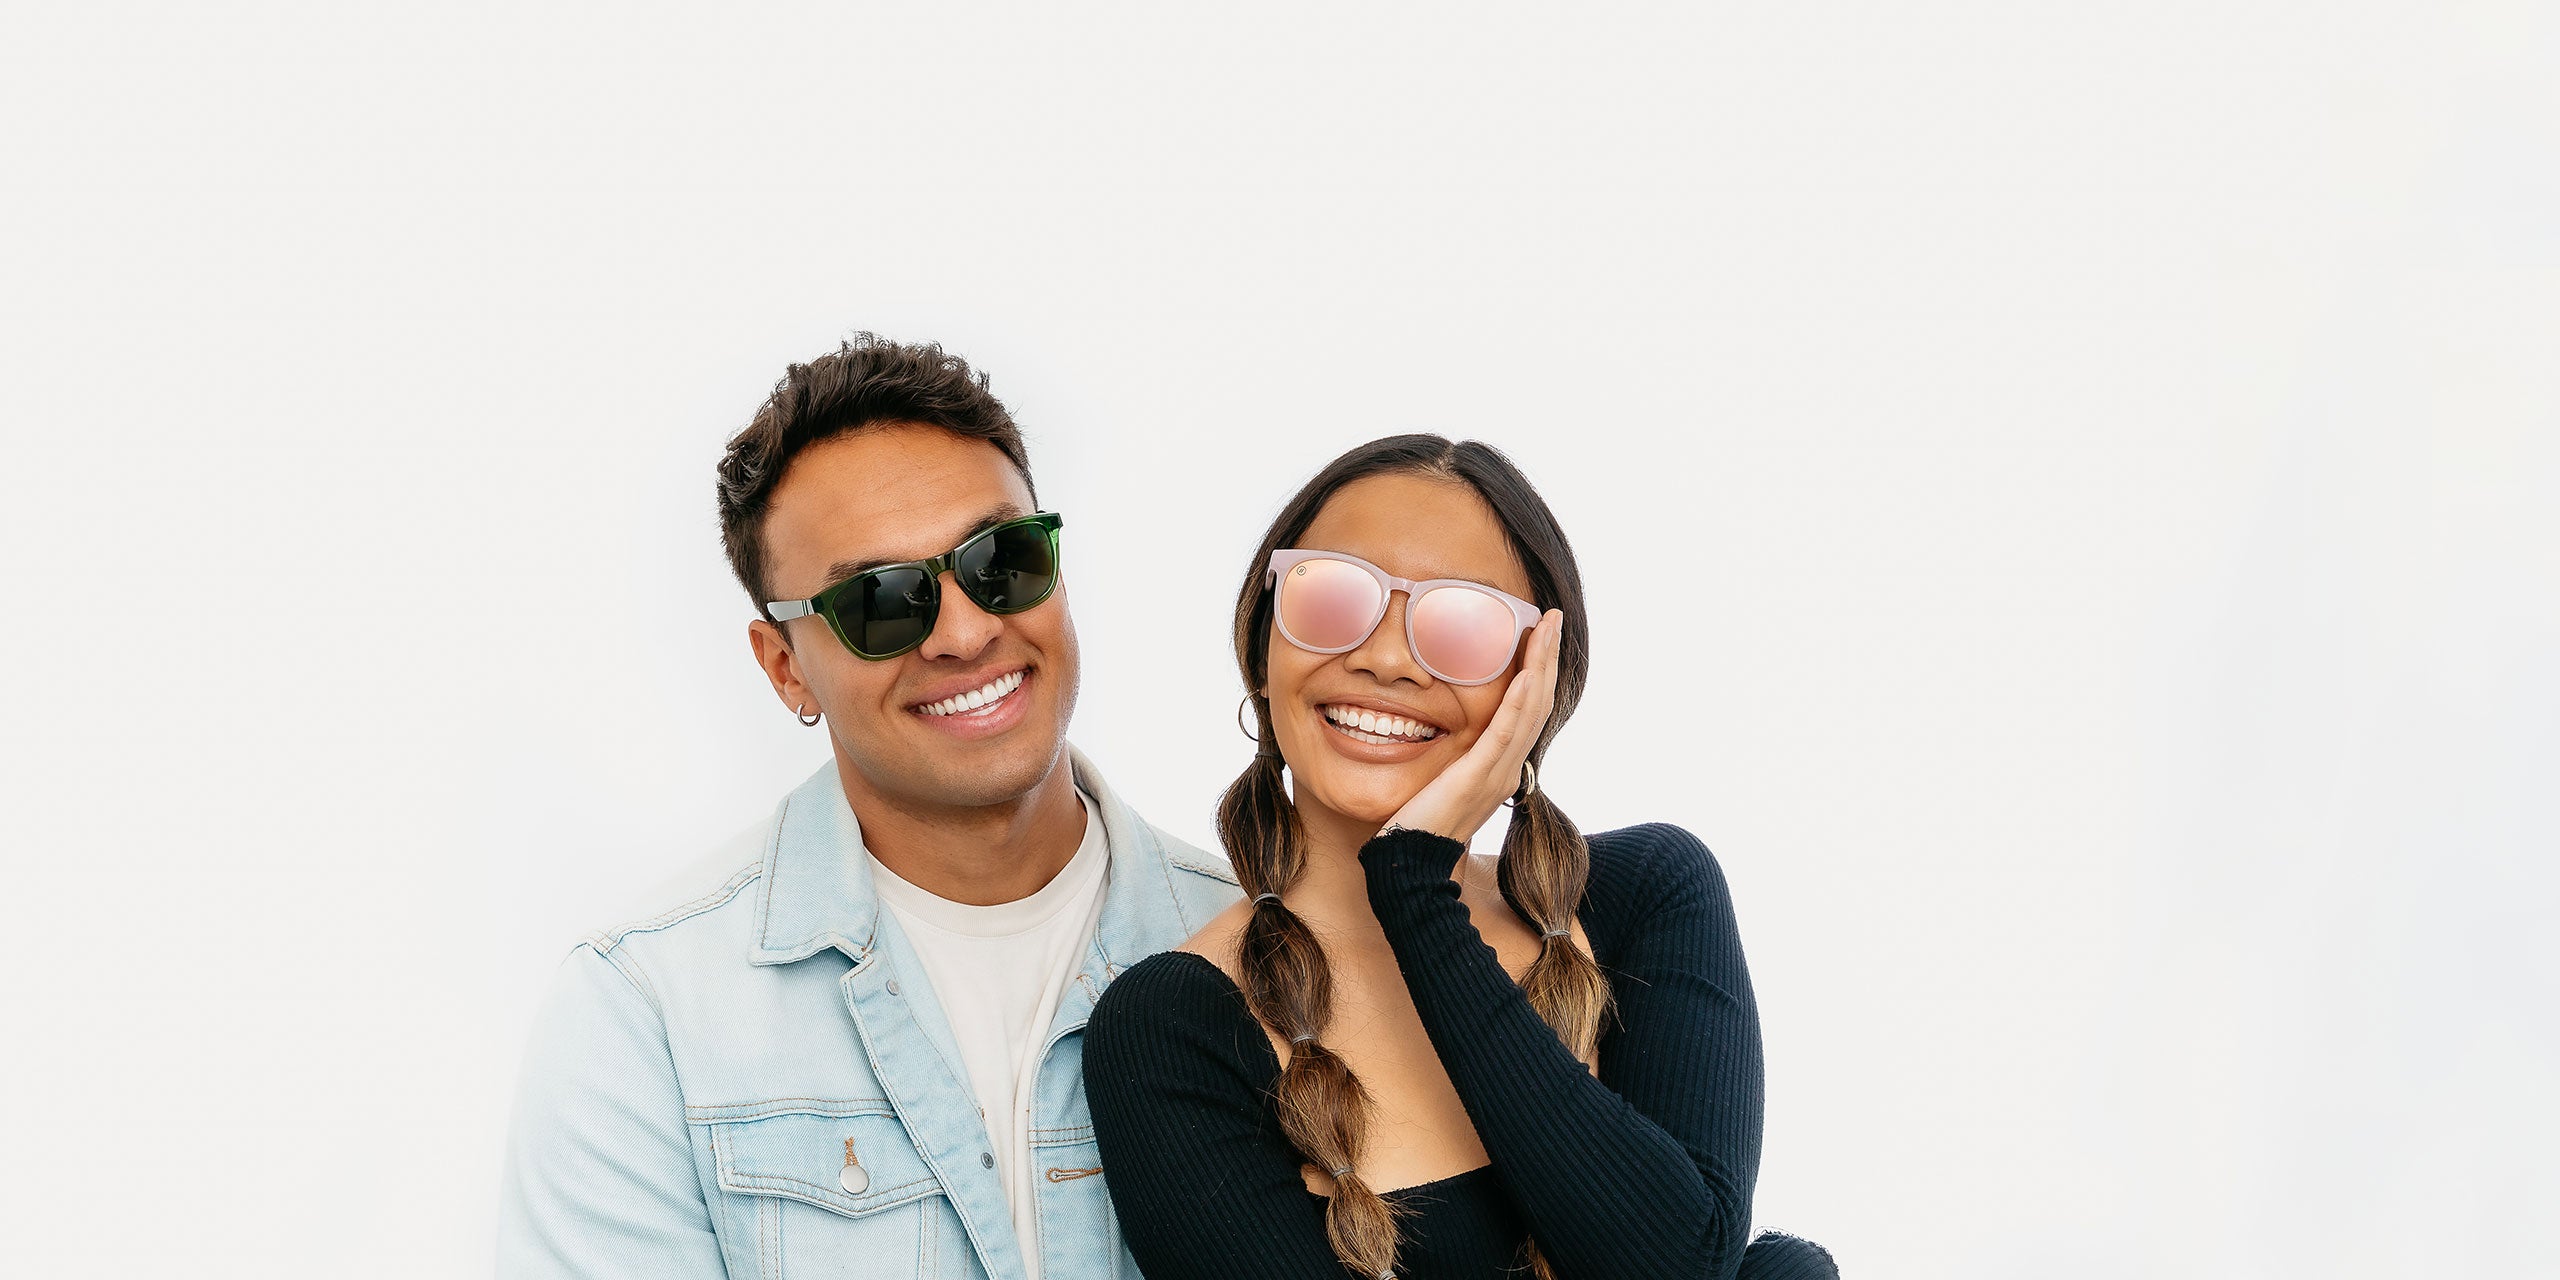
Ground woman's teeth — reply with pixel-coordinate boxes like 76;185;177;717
918;670;1025;717
1321;703;1440;744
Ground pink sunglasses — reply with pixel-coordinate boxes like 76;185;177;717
1266;548;1543;686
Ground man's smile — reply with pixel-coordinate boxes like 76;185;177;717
904;665;1036;739
910;666;1028;718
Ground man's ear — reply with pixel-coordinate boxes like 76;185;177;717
748;619;811;715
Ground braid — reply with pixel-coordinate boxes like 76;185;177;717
1495;761;1612;1061
1494;759;1612;1280
1218;702;1404;1278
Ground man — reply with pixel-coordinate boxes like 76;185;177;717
498;335;1241;1279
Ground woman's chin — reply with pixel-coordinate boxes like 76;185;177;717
1292;774;1425;831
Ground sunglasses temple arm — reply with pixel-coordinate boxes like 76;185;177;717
766;600;816;621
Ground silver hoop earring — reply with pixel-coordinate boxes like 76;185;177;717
796;704;822;727
1505;759;1538;807
1237;695;1258;743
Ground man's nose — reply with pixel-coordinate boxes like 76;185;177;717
918;570;1003;661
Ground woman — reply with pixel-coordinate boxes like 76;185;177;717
1084;436;1834;1280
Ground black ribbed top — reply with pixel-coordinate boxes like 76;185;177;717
1086;824;1822;1280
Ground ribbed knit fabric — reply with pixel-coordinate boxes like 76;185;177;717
1084;823;1838;1280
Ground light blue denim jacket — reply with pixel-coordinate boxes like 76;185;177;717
498;746;1241;1279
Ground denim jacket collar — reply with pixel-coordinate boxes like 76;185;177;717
745;742;1193;970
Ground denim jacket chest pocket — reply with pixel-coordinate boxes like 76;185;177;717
694;1101;987;1280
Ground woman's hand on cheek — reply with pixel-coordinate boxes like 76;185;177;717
1383;610;1563;845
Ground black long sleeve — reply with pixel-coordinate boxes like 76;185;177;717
1085;825;1794;1280
1085;952;1364;1279
1359;823;1765;1278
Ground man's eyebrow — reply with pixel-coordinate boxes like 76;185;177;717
817;503;1029;587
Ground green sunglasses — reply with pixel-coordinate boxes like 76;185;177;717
767;512;1065;660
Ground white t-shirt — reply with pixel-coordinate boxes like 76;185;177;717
869;790;1109;1280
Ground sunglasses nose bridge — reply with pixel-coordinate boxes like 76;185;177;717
914;565;1004;657
1340;587;1436;687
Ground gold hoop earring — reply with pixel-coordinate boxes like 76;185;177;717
1505;759;1538;807
796;704;822;727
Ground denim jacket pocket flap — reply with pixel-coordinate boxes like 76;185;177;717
703;1105;943;1218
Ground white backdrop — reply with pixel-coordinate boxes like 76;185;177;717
4;5;2553;1277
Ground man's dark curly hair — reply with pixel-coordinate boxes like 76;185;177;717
716;334;1035;618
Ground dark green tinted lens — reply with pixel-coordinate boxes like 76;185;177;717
844;565;937;657
954;520;1059;614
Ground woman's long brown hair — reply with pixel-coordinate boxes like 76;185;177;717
1220;435;1608;1280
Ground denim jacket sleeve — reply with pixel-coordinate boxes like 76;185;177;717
497;945;727;1279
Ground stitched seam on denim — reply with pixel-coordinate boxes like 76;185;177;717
704;1121;757;1275
1149;829;1195;944
1159;840;1241;888
592;859;765;952
685;1098;895;1123
760;1189;777;1280
688;1097;894;1112
724;1169;942;1214
697;1121;739;1270
920;1196;937;1276
595;944;669;1021
1031;1141;1052;1268
863;961;976;1100
754;793;795;954
1025;1124;1094;1143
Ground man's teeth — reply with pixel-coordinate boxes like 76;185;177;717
918;670;1025;717
1321;704;1440;743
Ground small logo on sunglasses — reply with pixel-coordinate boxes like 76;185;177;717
1294;565;1307;575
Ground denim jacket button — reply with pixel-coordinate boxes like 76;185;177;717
886;979;901;996
839;1163;870;1194
980;1151;995;1169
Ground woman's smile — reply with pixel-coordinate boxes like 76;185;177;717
1319;700;1443;743
1306;694;1452;764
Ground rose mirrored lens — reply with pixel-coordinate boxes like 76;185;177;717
848;566;935;656
1410;586;1522;682
1277;557;1385;650
957;521;1059;614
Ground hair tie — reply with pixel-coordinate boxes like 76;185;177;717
1289;1032;1317;1045
1252;892;1282;908
1542;927;1571;939
1329;1165;1353;1179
